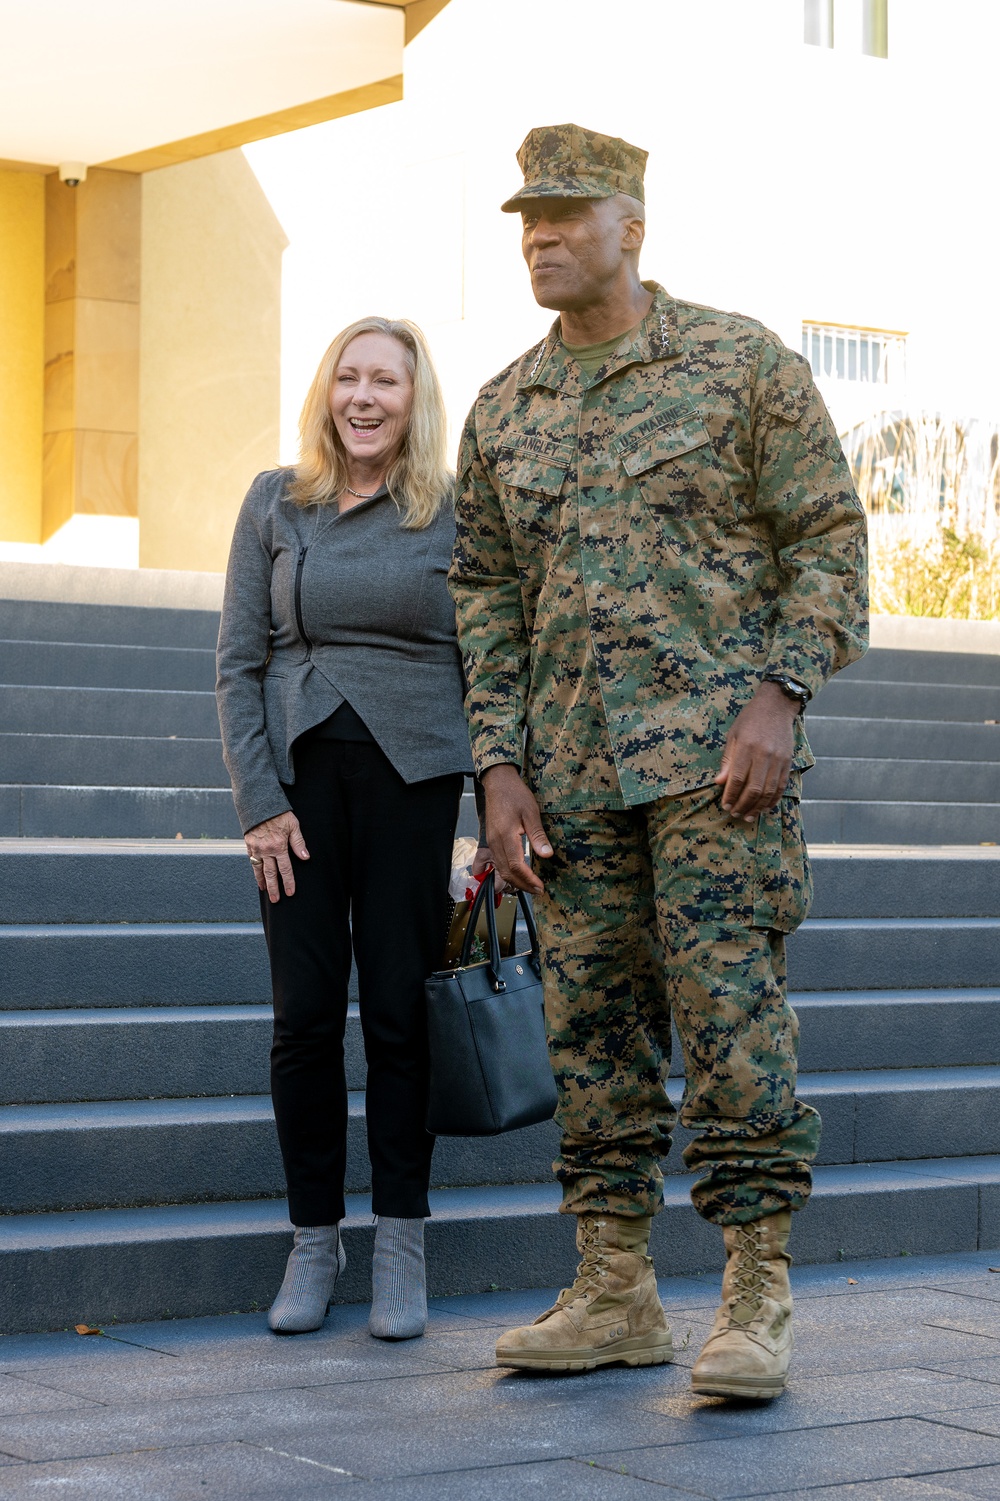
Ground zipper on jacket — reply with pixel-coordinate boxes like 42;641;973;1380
294;546;312;653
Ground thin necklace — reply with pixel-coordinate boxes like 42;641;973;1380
344;483;381;499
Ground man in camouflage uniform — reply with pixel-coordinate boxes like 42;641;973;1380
449;124;867;1397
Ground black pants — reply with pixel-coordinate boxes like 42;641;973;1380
260;738;463;1225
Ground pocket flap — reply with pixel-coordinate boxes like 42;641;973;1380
496;441;572;496
618;415;712;477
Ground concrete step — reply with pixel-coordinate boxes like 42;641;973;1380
1;841;996;927
3;988;998;1107
0;1093;550;1213
0;912;994;1013
803;799;1000;845
20;741;996;831
3;1159;999;1334
808;715;1000;764
811;678;1000;723
6;1065;1000;1215
0;1094;289;1214
0;840;259;925
808;756;1000;805
0;599;220;652
840;647;1000;689
0;922;272;1009
794;989;1000;1072
0;783;478;840
0;1004;276;1105
0;684;220;740
4;984;1000;1108
0;639;216;692
791;1066;1000;1169
0;733;229;789
806;848;1000;918
0;784;242;839
786;917;1000;991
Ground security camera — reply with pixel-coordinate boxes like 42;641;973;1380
58;162;87;187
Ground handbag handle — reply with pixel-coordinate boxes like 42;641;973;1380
459;869;542;991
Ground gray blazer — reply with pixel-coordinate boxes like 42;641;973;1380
216;467;473;834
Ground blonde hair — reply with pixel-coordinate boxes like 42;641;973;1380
289;316;450;529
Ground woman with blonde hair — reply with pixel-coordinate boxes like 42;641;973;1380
217;317;489;1338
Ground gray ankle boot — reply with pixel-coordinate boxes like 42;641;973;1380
268;1224;346;1335
369;1216;427;1340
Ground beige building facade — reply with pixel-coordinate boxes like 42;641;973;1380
137;153;286;573
0;0;448;572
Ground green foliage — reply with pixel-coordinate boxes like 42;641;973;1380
842;410;1000;619
870;527;999;619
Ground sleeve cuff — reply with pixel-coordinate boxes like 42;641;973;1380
762;648;826;703
475;754;522;780
234;789;294;838
472;727;524;780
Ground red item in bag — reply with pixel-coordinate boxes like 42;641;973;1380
466;865;503;908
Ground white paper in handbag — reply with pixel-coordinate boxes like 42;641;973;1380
448;836;480;902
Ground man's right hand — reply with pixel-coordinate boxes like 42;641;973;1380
481;765;553;896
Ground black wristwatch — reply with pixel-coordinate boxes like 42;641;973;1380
763;673;810;710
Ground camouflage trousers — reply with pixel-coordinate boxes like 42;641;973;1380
533;782;821;1226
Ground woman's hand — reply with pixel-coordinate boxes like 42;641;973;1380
471;844;508;896
245;811;310;903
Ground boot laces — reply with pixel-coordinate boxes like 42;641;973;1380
567;1217;612;1302
727;1222;769;1321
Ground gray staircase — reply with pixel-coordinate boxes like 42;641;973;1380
0;595;480;839
1;583;999;1333
804;645;1000;843
0;596;237;838
2;835;1000;1332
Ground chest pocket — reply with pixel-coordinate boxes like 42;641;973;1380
617;412;735;549
495;442;573;541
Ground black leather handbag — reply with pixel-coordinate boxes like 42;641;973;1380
425;871;557;1136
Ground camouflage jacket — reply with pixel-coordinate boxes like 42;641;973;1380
449;283;868;811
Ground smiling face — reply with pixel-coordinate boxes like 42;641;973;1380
329;331;415;480
521;195;644;313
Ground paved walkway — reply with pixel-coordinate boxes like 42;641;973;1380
4;1249;1000;1498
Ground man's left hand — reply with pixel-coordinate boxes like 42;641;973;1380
714;681;800;821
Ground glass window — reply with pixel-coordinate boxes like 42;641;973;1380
803;322;905;385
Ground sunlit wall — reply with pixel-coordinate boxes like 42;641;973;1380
245;0;999;467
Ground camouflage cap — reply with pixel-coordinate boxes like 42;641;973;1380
501;123;647;214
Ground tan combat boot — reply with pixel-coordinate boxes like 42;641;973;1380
690;1209;794;1400
495;1214;674;1372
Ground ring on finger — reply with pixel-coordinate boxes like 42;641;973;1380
248;855;264;867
